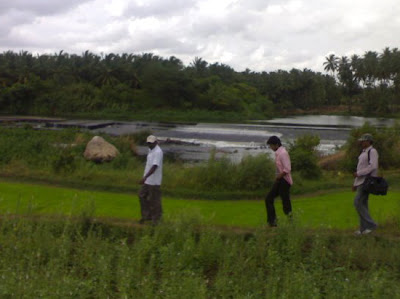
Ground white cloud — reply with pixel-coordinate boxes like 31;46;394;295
1;0;400;72
124;0;198;18
0;0;92;16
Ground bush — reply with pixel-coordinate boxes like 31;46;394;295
173;151;275;192
289;135;321;179
234;154;275;190
110;153;131;170
193;156;236;191
51;148;77;174
342;123;400;171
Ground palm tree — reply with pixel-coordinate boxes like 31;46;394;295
350;54;364;87
323;54;339;78
379;47;394;84
189;57;208;76
363;51;379;87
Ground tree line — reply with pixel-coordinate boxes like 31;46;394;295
0;48;398;118
324;47;400;114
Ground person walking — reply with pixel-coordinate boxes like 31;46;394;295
265;136;293;227
352;133;378;235
138;135;163;224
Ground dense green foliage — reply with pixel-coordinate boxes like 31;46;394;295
324;48;400;114
289;134;322;179
1;213;400;297
169;153;275;192
341;123;400;171
2;48;400;119
0;50;339;119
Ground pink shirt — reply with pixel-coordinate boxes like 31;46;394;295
275;146;293;185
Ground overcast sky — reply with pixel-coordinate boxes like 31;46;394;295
1;0;399;72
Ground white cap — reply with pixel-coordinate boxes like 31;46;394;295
146;135;157;143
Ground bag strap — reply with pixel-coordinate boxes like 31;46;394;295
368;148;371;164
365;148;373;177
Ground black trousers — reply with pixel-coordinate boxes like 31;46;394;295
265;178;292;226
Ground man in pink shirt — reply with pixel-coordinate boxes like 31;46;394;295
265;136;293;227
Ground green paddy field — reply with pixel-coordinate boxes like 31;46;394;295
1;180;399;230
1;180;400;298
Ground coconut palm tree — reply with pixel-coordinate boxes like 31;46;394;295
380;47;394;85
350;54;364;87
323;54;339;78
363;51;379;87
189;57;208;76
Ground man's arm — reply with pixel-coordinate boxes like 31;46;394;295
139;165;158;184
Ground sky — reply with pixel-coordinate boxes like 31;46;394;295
1;0;399;73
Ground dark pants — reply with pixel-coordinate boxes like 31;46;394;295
265;178;292;226
138;184;162;223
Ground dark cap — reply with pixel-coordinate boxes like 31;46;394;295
266;136;281;145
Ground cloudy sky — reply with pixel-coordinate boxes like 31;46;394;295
1;0;399;72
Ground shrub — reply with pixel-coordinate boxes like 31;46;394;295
289;134;322;179
194;156;236;191
234;154;275;190
110;153;131;170
173;151;275;192
341;123;400;171
51;148;77;174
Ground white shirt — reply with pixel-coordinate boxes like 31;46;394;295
144;145;163;185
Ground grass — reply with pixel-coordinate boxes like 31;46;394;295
1;180;399;230
1;180;400;297
1;203;400;298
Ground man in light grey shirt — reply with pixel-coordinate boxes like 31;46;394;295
352;133;378;235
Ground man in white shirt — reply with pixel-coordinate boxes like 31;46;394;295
352;133;378;235
138;135;163;224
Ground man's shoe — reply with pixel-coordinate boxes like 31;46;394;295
362;229;373;235
354;230;362;235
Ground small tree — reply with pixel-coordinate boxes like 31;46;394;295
289;135;321;179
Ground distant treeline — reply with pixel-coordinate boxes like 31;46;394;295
0;48;399;118
324;47;400;114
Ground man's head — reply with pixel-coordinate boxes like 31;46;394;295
358;133;373;149
146;135;158;149
266;136;281;152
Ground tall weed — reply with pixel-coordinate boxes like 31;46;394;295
1;214;400;297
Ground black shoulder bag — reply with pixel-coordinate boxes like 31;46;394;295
362;149;388;195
